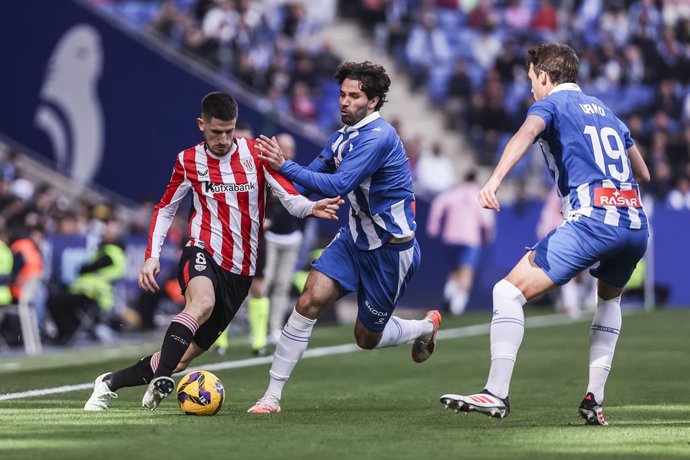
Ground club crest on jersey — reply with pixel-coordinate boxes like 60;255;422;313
242;158;255;172
204;181;257;193
333;139;351;169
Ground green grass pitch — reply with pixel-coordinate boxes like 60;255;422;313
1;308;689;460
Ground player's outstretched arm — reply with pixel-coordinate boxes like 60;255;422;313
138;257;161;293
627;145;651;185
479;115;545;211
311;196;344;220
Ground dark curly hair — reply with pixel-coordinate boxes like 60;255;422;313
526;43;579;85
334;61;391;111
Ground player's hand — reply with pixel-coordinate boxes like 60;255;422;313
138;257;161;293
256;134;285;171
312;196;344;220
478;177;501;211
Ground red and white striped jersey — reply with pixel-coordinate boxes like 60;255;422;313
146;138;315;276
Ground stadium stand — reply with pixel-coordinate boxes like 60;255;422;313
1;0;689;355
345;0;690;204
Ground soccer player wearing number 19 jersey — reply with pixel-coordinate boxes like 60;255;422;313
440;44;651;426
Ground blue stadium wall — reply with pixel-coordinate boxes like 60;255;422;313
0;0;313;201
1;1;687;309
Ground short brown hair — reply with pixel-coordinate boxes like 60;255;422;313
201;91;238;121
527;43;579;85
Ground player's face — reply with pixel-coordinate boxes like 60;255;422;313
339;78;378;126
528;64;549;101
198;116;235;156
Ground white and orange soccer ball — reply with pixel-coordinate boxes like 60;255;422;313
176;370;225;415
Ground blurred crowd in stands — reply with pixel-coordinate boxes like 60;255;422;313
88;0;344;133
346;0;690;208
89;0;690;209
0;146;191;348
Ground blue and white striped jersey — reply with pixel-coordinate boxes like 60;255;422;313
528;83;648;230
279;112;416;250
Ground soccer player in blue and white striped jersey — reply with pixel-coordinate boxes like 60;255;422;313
248;61;442;414
440;44;651;426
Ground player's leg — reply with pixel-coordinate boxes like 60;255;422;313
84;338;207;412
152;276;211;377
140;275;212;410
140;247;218;410
144;266;250;411
440;251;554;418
140;340;207;411
264;238;280;343
248;229;358;413
248;268;340;413
581;226;648;425
248;240;270;355
355;309;439;352
350;238;441;361
489;251;556;395
578;279;622;426
560;278;582;319
86;248;212;411
248;277;270;355
450;265;475;315
442;219;605;418
268;240;301;343
448;245;480;315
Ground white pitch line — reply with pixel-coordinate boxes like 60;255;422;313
0;313;580;401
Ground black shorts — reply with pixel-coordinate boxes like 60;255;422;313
178;246;252;350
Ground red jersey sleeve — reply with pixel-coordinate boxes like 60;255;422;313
145;153;191;259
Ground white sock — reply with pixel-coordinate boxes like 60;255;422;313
485;279;526;399
449;291;469;315
265;309;316;401
375;316;433;348
561;280;580;316
443;279;458;300
587;295;622;404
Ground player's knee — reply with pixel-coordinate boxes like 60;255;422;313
354;328;380;350
294;289;325;319
355;334;378;350
185;295;214;322
493;279;526;305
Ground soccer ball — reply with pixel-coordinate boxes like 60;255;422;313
176;370;225;415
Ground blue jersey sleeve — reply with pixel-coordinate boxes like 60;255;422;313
293;145;337;195
280;134;387;198
527;98;557;139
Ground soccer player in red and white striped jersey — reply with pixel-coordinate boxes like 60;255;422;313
84;92;342;412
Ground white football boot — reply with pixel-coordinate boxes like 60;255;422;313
440;390;511;419
141;376;175;411
84;373;117;411
247;395;282;414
